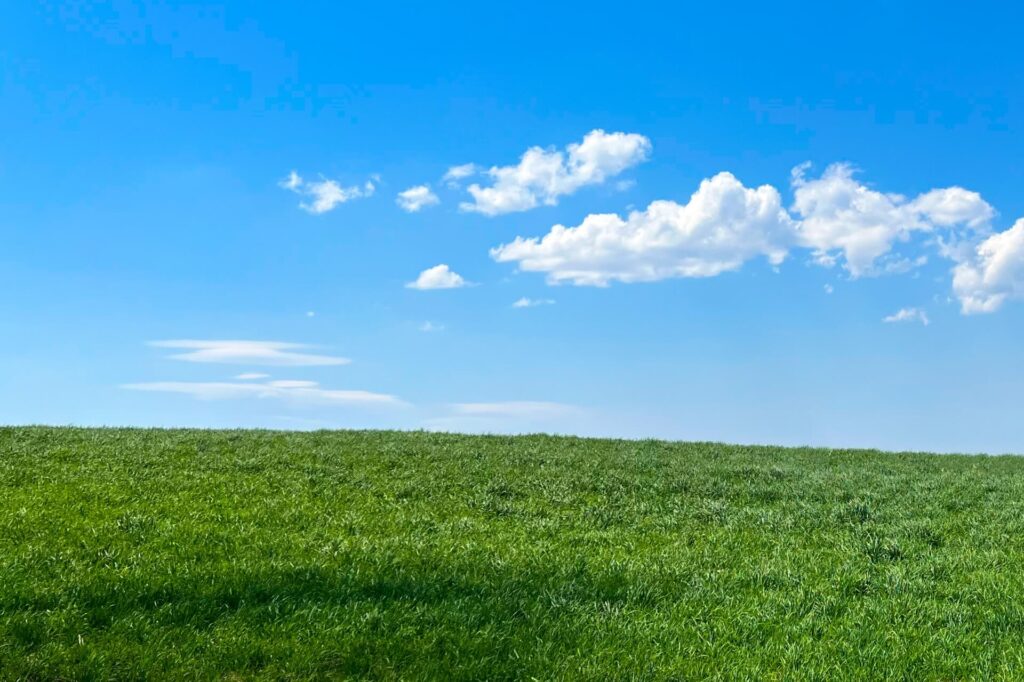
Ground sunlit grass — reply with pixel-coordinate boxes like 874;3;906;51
2;427;1024;679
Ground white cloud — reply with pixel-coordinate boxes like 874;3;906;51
491;172;793;286
419;321;444;332
952;218;1024;314
279;171;375;214
235;372;270;380
452;401;578;418
150;340;350;366
492;161;1001;312
406;264;469;290
460;129;651;215
909;187;995;228
443;163;477;187
823;284;834;294
512;297;555;308
396;185;440;212
280;170;302;191
883;307;930;325
791;163;992;277
123;380;404;407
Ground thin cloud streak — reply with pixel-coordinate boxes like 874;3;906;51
150;340;350;366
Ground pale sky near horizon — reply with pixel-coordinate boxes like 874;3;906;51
3;1;1024;453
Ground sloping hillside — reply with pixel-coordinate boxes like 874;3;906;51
2;427;1023;679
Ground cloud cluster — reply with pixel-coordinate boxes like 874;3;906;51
124;379;403;406
406;264;468;290
791;163;993;276
461;130;651;215
492;163;1007;311
151;340;350;366
280;171;375;214
396;185;440;212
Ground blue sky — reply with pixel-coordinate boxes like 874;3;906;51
3;1;1023;453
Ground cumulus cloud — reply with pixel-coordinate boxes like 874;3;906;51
150;340;350;366
952;218;1024;314
492;161;1000;312
460;130;651;215
491;172;793;286
396;185;440;212
406;264;469;290
512;297;555;308
279;171;375;214
443;163;477;187
883;308;930;325
791;163;992;277
123;379;404;406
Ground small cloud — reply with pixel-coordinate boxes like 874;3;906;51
150;340;350;366
234;372;270;380
512;297;556;308
406;264;469;290
123;379;405;407
396;185;441;212
883;308;930;326
442;163;477;188
280;171;375;214
306;311;316;318
823;284;834;294
615;179;636;192
419;321;445;332
280;170;302;191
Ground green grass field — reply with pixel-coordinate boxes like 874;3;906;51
3;427;1024;679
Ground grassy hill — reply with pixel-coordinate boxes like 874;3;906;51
2;427;1024;679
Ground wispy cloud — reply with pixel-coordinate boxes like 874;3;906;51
424;400;583;433
406;264;469;290
235;372;270;380
396;184;440;212
279;170;375;214
460;129;651;215
512;297;555;308
883;308;930;325
150;340;350;366
451;401;578;418
123;379;405;406
443;163;477;188
418;321;445;332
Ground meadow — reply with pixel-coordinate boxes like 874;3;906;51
2;427;1024;679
